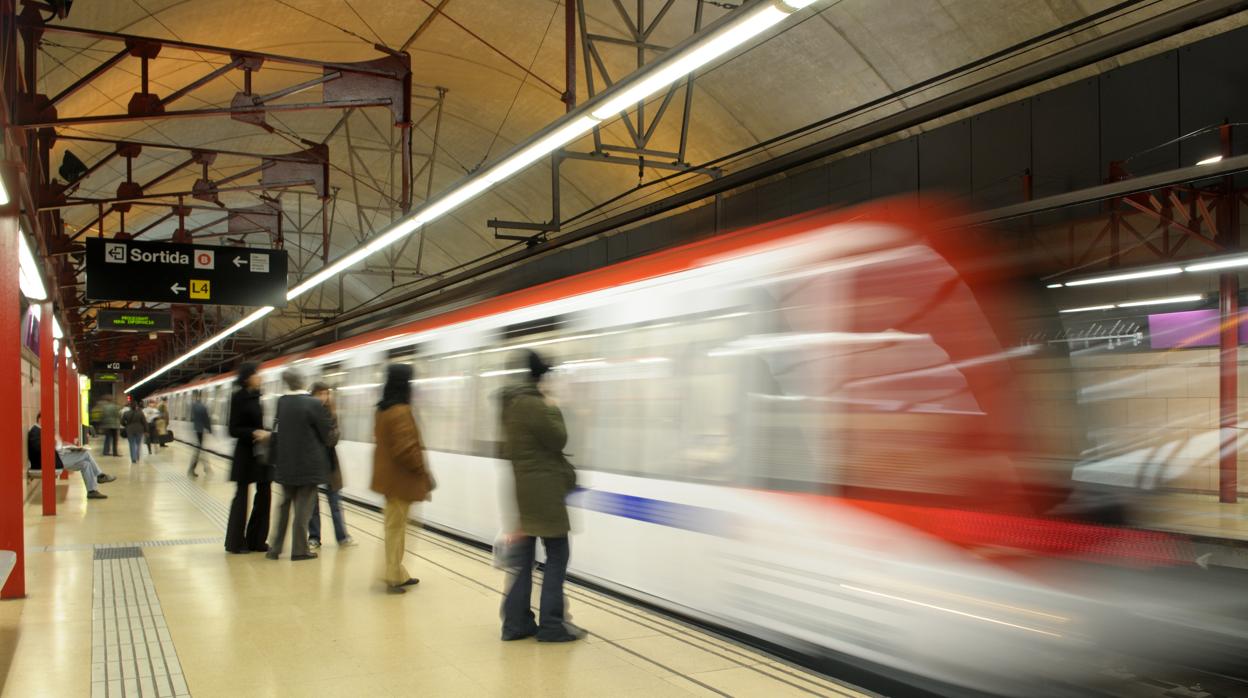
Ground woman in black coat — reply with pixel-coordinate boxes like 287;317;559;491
224;362;272;554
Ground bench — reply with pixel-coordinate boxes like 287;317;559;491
0;551;15;590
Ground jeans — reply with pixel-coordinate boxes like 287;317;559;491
308;488;348;544
382;497;412;586
58;448;102;492
501;536;570;638
102;429;118;456
268;484;317;558
127;433;143;463
188;431;205;472
225;481;271;553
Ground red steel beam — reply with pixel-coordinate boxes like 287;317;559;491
24;21;404;77
15;97;392;129
1220;273;1239;503
39;302;55;516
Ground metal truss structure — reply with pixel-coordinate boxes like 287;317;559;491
489;0;723;242
2;0;459;378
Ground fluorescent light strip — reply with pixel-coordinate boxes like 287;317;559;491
1184;255;1248;272
1045;283;1063;289
125;306;274;393
18;230;48;301
1063;267;1182;286
127;0;815;391
1197;155;1223;166
1059;305;1115;314
1115;294;1203;308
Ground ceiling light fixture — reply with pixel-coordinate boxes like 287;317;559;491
1197;155;1224;166
18;230;48;301
125;0;820;394
1059;305;1115;314
1184;255;1248;273
1063;267;1183;287
1115;294;1204;308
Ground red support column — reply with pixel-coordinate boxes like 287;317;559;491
58;347;72;443
0;190;26;598
1220;272;1239;503
39;302;56;515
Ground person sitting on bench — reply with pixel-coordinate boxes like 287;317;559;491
27;415;115;500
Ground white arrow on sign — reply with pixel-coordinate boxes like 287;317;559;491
171;282;186;295
233;256;248;268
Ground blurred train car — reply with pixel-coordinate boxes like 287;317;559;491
157;203;1248;695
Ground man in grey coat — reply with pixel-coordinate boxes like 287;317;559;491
266;368;335;561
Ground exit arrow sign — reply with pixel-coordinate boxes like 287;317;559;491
86;239;288;306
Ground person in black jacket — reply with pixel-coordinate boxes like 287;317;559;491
266;368;334;561
224;362;272;554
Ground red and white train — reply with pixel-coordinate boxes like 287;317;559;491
157;203;1246;695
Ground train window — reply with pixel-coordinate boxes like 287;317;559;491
417;351;474;454
337;364;381;442
318;361;346;389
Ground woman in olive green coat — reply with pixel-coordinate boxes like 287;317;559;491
499;350;583;643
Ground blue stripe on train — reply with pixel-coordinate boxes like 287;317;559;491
569;488;732;535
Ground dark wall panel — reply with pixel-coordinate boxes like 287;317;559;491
918;120;971;205
826;153;871;204
870;138;918;203
1032;78;1100;198
1179;24;1248;182
1100;51;1179;177
972;100;1031;209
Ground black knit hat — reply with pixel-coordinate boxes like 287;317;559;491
527;350;551;380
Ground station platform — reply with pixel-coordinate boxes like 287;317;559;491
0;442;862;698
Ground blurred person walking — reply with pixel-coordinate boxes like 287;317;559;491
121;399;147;464
307;382;355;549
142;400;159;455
225;363;272;554
498;350;583;642
370;364;434;593
97;394;121;457
266;368;335;561
187;391;212;477
158;399;170;448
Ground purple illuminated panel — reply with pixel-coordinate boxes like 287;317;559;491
1148;309;1248;349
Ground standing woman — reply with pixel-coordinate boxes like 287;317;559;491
121;399;147;464
225;362;272;554
370;364;435;594
499;350;583;642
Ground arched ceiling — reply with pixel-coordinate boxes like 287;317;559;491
23;0;1248;366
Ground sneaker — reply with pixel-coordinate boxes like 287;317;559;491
309;539;322;550
86;490;108;500
98;474;117;483
338;537;357;547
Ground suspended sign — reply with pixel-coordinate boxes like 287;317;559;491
85;239;288;307
97;309;173;333
94;373;120;383
94;361;135;372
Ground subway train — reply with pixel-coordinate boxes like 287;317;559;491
156;203;1248;696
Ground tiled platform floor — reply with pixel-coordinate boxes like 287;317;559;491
0;442;861;698
1136;491;1248;542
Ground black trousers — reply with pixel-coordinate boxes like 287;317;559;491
225;481;271;552
501;536;570;638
